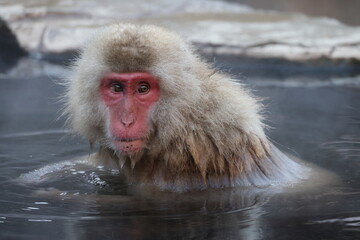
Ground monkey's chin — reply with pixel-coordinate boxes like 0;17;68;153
114;139;144;155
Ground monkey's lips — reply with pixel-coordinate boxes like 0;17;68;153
114;138;144;155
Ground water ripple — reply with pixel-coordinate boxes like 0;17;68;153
0;129;70;139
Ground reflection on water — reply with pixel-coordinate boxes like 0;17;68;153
0;58;359;239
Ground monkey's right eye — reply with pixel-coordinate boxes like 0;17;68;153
110;83;124;93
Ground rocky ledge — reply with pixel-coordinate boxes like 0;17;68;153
1;0;360;64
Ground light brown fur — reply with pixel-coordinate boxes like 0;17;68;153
64;23;307;192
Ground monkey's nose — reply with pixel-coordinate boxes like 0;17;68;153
121;116;134;127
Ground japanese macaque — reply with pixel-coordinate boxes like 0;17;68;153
63;23;308;192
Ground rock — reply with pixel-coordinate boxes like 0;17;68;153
189;16;360;62
1;0;360;64
0;17;26;73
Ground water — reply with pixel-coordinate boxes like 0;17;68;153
0;57;359;239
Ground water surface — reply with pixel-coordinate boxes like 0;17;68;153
0;57;359;239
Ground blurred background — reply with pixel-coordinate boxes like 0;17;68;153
0;1;359;240
227;0;360;26
2;0;360;79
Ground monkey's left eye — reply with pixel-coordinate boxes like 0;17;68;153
110;83;124;93
137;83;150;94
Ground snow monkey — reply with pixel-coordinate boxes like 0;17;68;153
64;24;308;192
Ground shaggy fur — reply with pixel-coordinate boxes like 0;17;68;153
64;23;307;192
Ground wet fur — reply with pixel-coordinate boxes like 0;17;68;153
64;24;307;192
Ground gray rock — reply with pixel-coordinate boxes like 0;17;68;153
0;16;26;72
1;0;360;62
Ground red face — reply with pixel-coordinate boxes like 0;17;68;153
100;72;160;155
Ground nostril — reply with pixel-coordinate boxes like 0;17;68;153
121;118;134;127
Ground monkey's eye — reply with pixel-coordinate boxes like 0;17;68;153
110;83;123;93
137;83;150;94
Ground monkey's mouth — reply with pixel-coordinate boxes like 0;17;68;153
113;138;145;154
118;138;139;142
115;137;144;143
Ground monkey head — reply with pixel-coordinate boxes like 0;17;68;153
66;24;209;156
